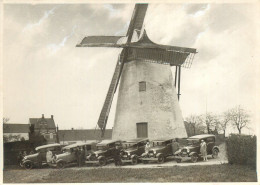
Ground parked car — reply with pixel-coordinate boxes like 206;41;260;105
53;141;98;168
120;138;149;165
85;140;121;166
21;143;62;169
174;134;220;163
140;138;174;164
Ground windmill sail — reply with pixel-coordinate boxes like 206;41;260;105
97;51;125;136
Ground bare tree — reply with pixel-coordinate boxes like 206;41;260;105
219;110;232;136
3;117;10;124
185;115;205;136
204;112;218;134
229;105;250;134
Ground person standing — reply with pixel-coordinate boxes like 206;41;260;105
17;151;23;166
172;139;180;155
200;140;208;161
78;147;84;167
46;149;53;165
114;145;122;166
145;141;151;153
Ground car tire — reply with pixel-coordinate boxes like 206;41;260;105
24;161;33;170
157;155;165;164
99;157;106;166
57;161;65;169
212;149;219;158
131;156;138;165
176;158;182;163
191;154;198;163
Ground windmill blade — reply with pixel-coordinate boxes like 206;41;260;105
126;4;148;41
76;36;126;47
97;50;126;137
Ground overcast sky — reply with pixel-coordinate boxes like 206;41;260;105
3;3;259;134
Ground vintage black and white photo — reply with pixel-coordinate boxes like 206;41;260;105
1;1;259;183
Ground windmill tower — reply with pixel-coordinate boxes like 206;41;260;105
77;4;197;140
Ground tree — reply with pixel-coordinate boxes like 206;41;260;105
219;110;232;137
229;105;250;134
185;115;205;136
204;112;218;134
3;117;10;124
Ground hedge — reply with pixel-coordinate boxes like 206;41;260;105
226;134;256;167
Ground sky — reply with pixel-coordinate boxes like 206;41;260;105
2;3;259;134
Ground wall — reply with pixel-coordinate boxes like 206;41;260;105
112;60;187;140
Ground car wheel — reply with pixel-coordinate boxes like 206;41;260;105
131;156;138;165
99;157;106;166
24;161;33;170
176;158;182;163
212;149;219;158
157;155;165;164
57;161;65;169
191;154;198;163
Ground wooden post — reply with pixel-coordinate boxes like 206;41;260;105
177;66;181;100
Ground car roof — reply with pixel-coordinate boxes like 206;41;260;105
122;138;148;143
96;140;120;146
188;134;216;139
151;138;174;142
63;141;98;149
35;143;61;151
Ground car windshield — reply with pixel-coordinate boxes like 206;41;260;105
153;141;166;146
122;143;137;149
96;145;107;150
187;139;200;146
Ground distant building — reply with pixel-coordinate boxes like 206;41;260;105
29;114;58;144
3;123;30;142
58;129;112;145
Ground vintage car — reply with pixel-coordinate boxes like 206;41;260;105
85;140;121;166
53;141;98;168
140;138;174;164
120;138;149;165
21;143;62;169
174;134;220;163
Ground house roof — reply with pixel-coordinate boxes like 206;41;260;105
57;129;112;141
3;123;30;133
29;117;56;129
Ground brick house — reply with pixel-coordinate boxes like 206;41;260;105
29;114;58;144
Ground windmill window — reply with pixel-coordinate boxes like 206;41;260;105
139;81;146;92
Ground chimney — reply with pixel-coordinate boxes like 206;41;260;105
71;128;74;130
42;114;44;118
51;115;54;120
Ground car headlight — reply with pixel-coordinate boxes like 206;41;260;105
153;150;157;154
23;156;27;160
184;147;190;153
95;154;99;157
127;152;131;156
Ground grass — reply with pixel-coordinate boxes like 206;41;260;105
24;164;257;183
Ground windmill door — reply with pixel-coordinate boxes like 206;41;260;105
136;122;148;138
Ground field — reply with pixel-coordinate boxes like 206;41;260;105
3;164;257;183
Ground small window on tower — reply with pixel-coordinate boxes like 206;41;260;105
139;81;146;92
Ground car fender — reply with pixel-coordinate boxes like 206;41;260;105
212;146;220;152
156;153;163;158
174;150;181;155
98;156;105;160
131;154;137;159
56;159;65;164
189;152;198;157
22;160;33;165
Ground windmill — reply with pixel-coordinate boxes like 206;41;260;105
76;4;197;139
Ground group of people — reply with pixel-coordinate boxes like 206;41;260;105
74;146;86;167
17;150;34;165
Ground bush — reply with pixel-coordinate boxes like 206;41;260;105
226;134;256;168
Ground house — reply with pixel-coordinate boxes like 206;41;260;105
29;114;58;144
3;123;30;143
58;129;113;145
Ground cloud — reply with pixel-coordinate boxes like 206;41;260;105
48;25;77;54
22;7;57;32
